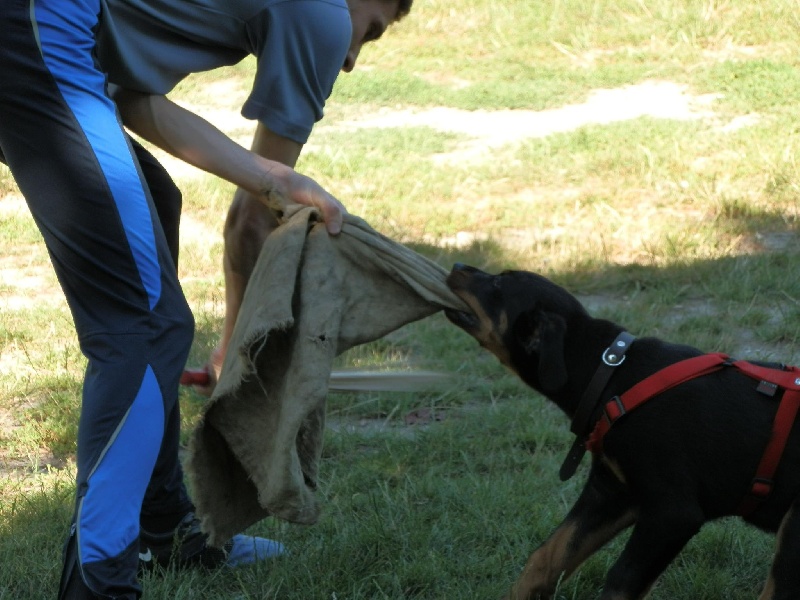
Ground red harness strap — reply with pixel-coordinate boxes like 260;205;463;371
586;353;730;452
584;353;800;516
731;360;800;515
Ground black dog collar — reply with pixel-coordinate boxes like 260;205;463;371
558;331;635;481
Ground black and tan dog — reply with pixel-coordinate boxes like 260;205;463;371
445;263;800;600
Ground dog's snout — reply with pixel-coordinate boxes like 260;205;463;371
448;263;487;290
450;263;480;274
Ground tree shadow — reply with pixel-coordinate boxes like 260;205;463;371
6;201;797;599
0;475;73;598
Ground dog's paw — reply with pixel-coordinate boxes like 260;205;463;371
503;586;553;600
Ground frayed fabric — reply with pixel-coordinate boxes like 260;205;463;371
187;203;468;545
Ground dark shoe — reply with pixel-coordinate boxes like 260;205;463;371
139;512;284;570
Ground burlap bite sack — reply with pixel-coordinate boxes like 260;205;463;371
186;203;469;545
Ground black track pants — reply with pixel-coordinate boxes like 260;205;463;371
0;0;194;597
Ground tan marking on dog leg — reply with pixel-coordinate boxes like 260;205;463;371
601;456;627;485
758;507;792;600
509;510;636;600
508;521;578;600
758;579;775;600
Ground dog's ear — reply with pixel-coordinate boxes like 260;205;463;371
514;309;568;392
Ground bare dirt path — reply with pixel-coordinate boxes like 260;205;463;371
328;80;738;163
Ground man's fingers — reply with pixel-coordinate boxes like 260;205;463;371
320;199;345;235
312;191;345;235
283;172;346;234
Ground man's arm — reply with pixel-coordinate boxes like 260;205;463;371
112;86;343;233
237;120;303;226
249;121;302;168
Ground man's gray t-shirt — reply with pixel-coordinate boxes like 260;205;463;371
97;0;351;144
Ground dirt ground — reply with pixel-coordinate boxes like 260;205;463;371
159;79;741;176
329;79;738;163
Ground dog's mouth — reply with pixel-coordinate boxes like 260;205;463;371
445;264;482;331
444;307;478;330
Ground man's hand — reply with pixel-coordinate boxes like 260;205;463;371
279;170;345;235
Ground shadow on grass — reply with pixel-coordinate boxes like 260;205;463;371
406;201;799;292
184;213;800;425
187;197;799;372
404;210;800;361
21;207;800;415
0;476;73;598
3;207;797;599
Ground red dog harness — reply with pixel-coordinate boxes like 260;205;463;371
585;352;800;516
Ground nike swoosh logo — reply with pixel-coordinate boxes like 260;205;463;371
139;548;152;562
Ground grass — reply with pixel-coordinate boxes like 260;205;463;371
2;0;800;597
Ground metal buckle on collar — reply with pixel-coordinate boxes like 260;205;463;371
602;337;631;366
561;331;635;482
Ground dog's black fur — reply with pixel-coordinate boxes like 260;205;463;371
445;264;800;600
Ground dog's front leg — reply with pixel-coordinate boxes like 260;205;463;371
598;504;704;600
506;468;637;600
759;502;800;600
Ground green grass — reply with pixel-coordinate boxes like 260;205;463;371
3;0;800;597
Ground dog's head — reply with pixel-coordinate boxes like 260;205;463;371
445;264;590;395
